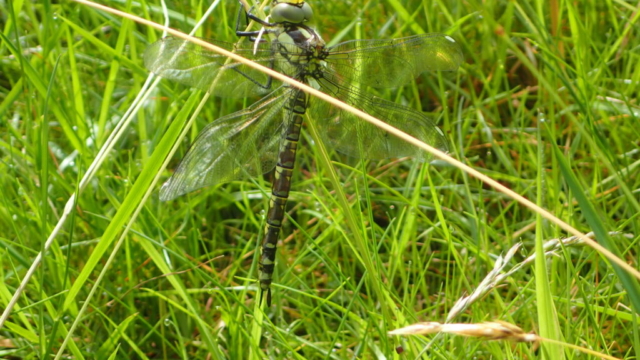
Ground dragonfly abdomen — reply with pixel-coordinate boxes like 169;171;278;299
259;89;308;305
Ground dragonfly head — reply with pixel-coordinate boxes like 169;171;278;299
270;1;313;24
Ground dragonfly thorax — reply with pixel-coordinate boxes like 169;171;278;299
277;24;324;50
274;21;326;78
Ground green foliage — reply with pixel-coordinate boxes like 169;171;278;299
1;0;638;359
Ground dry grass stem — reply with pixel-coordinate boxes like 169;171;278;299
447;231;632;321
390;321;623;360
389;321;536;342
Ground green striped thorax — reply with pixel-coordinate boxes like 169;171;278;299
268;0;327;90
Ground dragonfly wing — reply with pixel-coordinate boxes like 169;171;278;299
325;34;463;89
312;75;448;160
144;37;280;98
160;86;292;201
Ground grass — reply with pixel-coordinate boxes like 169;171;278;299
1;0;639;359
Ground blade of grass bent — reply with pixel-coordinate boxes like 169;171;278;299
0;0;222;332
53;93;216;359
552;142;640;313
0;77;159;330
305;116;403;328
57;83;176;314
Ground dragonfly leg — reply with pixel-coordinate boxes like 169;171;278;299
243;2;277;27
236;31;277;41
236;4;277;42
231;3;277;91
236;0;277;38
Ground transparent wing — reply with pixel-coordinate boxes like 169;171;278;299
160;86;293;201
325;34;463;88
311;72;449;160
144;37;283;98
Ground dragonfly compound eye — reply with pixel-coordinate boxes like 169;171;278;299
271;2;313;24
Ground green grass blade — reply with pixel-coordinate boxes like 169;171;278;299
61;92;199;313
535;124;564;360
552;139;640;313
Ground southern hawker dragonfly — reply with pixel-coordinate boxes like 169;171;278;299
144;0;462;305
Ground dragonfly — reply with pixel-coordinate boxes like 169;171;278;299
144;0;462;305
